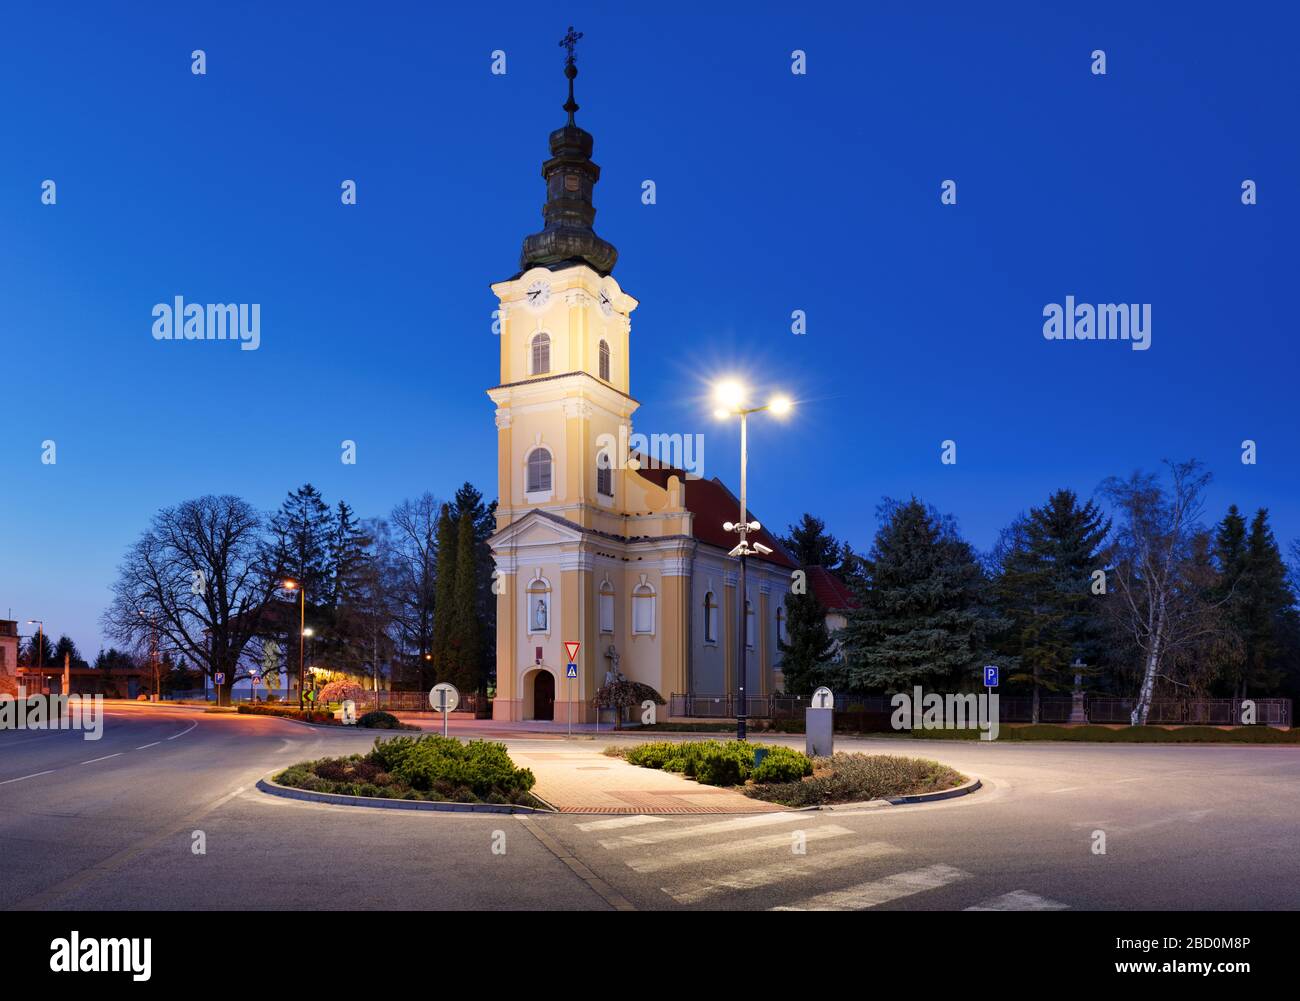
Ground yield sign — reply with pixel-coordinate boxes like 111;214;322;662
565;641;581;663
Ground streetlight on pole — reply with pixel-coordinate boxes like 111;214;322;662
712;382;794;741
26;620;43;673
26;619;43;695
281;580;306;710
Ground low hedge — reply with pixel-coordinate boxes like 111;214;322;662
275;734;537;804
357;710;412;729
613;739;813;788
237;704;339;724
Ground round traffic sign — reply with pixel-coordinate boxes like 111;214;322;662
429;683;460;713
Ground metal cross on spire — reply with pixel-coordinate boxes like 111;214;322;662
560;25;583;64
560;25;583;124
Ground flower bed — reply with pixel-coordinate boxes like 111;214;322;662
274;734;539;806
747;752;967;807
237;704;340;724
608;740;966;805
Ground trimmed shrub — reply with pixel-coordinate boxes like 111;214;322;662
371;734;535;797
357;710;403;729
753;745;813;784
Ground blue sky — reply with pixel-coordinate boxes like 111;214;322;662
2;1;1296;656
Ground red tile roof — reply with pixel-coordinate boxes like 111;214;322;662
805;565;859;611
634;465;797;569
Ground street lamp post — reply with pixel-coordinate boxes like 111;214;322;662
713;383;793;741
26;620;43;696
281;580;306;710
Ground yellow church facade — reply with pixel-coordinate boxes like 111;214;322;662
487;41;794;722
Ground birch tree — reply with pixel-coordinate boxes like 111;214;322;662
1099;460;1232;724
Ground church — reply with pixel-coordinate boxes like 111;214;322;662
488;33;795;722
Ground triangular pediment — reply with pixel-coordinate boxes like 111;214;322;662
489;510;586;552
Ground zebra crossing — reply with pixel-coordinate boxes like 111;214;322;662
570;813;1072;911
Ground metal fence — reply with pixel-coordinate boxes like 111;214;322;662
671;692;1291;727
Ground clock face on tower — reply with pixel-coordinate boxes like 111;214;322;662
524;278;552;310
598;286;614;317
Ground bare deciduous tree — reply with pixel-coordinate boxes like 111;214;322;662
103;495;279;706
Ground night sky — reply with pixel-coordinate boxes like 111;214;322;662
2;1;1295;654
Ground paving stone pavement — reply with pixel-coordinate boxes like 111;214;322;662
514;747;784;814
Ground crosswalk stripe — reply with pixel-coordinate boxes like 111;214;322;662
772;863;971;910
965;890;1070;911
598;812;804;850
627;826;855;874
575;815;667;832
664;841;902;905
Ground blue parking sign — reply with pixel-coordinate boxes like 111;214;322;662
983;665;999;688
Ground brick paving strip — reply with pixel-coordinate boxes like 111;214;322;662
513;748;785;815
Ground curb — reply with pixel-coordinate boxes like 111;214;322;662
255;775;553;814
800;774;982;811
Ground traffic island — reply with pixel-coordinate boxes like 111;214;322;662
267;733;546;810
605;740;974;808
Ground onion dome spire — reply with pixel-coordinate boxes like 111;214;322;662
519;26;618;276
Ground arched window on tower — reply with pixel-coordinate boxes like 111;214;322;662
596;446;613;497
531;332;551;375
598;339;610;382
526;447;552;494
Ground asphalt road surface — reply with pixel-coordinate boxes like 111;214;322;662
2;705;1297;911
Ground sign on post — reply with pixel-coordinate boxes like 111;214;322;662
806;686;834;758
984;665;1000;688
214;672;225;686
564;642;580;737
430;682;460;738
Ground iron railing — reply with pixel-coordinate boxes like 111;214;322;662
670;692;1291;726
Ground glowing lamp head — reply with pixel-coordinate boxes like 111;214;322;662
768;395;793;417
713;380;746;410
281;579;298;591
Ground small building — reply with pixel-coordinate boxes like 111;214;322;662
803;566;859;663
0;620;19;696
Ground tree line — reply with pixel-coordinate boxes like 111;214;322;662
778;459;1300;724
100;481;497;704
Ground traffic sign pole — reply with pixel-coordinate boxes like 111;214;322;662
564;642;581;737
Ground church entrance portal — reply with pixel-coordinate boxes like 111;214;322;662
533;670;555;721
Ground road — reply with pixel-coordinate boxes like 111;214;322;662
1;704;1297;910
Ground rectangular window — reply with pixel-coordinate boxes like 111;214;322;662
599;593;614;633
